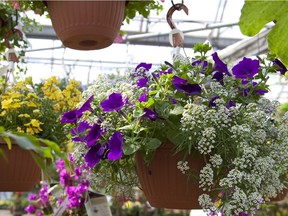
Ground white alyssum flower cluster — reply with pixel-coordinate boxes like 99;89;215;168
177;160;190;174
179;97;288;215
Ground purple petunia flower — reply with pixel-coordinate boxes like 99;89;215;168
212;52;231;76
273;58;287;75
255;89;268;95
238;213;250;216
232;57;260;79
61;95;94;123
85;123;103;147
107;131;124;161
25;205;35;214
208;96;220;107
101;92;127;112
135;62;152;72
84;144;107;167
143;108;159;121
171;97;177;104
71;121;91;142
77;95;94;115
138;91;148;102
159;67;173;75
212;71;224;84
61;110;78;124
174;83;202;95
227;100;235;108
191;59;208;71
172;76;188;85
172;76;201;95
137;77;148;88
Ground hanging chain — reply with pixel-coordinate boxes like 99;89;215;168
171;0;184;10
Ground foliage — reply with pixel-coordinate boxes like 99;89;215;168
61;43;288;215
239;0;288;66
0;76;82;150
124;0;163;24
0;1;42;61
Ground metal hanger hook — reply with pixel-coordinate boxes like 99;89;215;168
166;3;189;30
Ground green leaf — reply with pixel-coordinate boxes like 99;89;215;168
2;136;11;150
0;148;8;162
239;1;288;65
169;105;184;115
0;126;5;133
119;125;133;130
4;132;42;152
141;98;154;108
167;130;186;146
123;142;140;155
146;138;162;150
42;147;53;160
39;139;68;162
31;152;45;171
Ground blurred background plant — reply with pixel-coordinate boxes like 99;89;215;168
0;0;42;63
0;75;82;151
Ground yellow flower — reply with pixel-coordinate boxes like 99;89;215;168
0;110;6;116
30;119;43;129
47;76;60;84
26;127;35;135
1;99;13;109
10;92;23;99
17;127;24;133
2;99;22;109
25;93;39;100
123;201;133;209
33;109;41;114
214;199;222;208
18;113;31;118
24;119;43;134
26;101;39;107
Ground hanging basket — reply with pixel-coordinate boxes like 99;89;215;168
46;1;126;50
135;141;205;209
0;139;41;191
270;188;288;202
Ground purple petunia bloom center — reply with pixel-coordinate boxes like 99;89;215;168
100;92;127;112
232;57;260;79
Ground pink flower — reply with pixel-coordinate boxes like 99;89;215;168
114;33;123;43
28;193;37;201
12;1;19;9
25;205;35;214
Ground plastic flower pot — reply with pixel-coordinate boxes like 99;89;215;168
0;139;41;191
135;141;205;209
46;1;126;50
270;188;288;202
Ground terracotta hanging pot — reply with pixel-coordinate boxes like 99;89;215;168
135;141;205;209
0;139;41;191
46;1;126;50
270;188;288;202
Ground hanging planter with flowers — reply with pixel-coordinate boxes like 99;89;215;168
0;76;82;191
61;42;288;215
